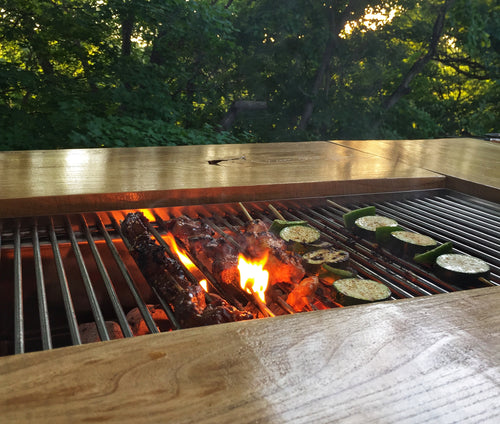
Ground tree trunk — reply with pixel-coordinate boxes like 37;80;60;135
121;16;134;57
298;0;368;130
381;0;456;112
220;100;267;130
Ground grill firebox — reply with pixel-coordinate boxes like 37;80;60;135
1;189;498;357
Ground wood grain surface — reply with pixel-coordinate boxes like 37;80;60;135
0;141;443;218
331;138;500;201
0;287;498;423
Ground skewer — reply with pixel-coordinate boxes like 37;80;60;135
268;204;285;220
249;288;275;318
239;202;253;222
326;199;351;213
478;276;495;286
276;297;295;314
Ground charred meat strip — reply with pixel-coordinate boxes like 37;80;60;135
164;216;305;289
121;212;253;328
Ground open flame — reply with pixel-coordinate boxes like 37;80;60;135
163;233;208;291
237;253;269;303
138;209;156;222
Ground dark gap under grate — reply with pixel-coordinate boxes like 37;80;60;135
0;189;498;356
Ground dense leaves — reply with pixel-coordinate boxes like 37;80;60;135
0;0;498;150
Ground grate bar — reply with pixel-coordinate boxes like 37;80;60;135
412;197;500;234
14;221;24;354
80;216;133;338
32;219;52;350
443;194;500;217
97;214;160;334
49;218;81;346
65;217;109;342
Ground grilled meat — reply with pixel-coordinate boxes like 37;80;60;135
163;216;214;244
121;212;253;328
238;220;306;286
286;276;319;312
166;216;305;288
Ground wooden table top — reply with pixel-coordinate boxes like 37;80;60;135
0;287;499;423
0;141;442;218
0;139;498;423
331;138;500;201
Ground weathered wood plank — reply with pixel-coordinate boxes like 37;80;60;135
0;287;498;423
0;142;442;218
331;138;500;201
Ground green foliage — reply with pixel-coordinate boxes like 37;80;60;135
0;0;498;150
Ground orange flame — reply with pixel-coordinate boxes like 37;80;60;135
238;253;269;303
138;209;156;222
199;280;208;291
163;233;207;291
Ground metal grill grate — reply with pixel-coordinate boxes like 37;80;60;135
0;189;498;356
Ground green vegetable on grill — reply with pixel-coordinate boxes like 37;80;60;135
301;248;349;273
332;278;391;306
434;253;490;285
386;230;438;257
269;219;308;235
413;241;453;264
343;206;376;230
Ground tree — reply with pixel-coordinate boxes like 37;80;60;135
0;0;498;150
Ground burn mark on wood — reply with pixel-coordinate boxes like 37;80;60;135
208;156;246;166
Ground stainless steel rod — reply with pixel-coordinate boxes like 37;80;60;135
49;218;82;346
80;215;133;338
65;216;110;342
14;220;24;354
32;218;53;350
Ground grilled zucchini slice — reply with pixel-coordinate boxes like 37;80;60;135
302;248;349;273
434;253;490;285
279;225;321;244
354;215;398;239
387;231;438;257
269;219;308;235
343;206;376;230
332;278;391;306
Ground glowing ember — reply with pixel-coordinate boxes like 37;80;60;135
138;209;156;222
238;253;269;303
163;233;207;291
199;279;208;292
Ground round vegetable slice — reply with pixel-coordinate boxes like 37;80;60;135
269;219;308;235
388;230;438;257
354;215;398;239
279;225;321;244
332;278;391;306
302;248;349;273
434;253;490;285
343;206;376;230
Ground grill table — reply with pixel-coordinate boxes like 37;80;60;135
0;138;499;423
